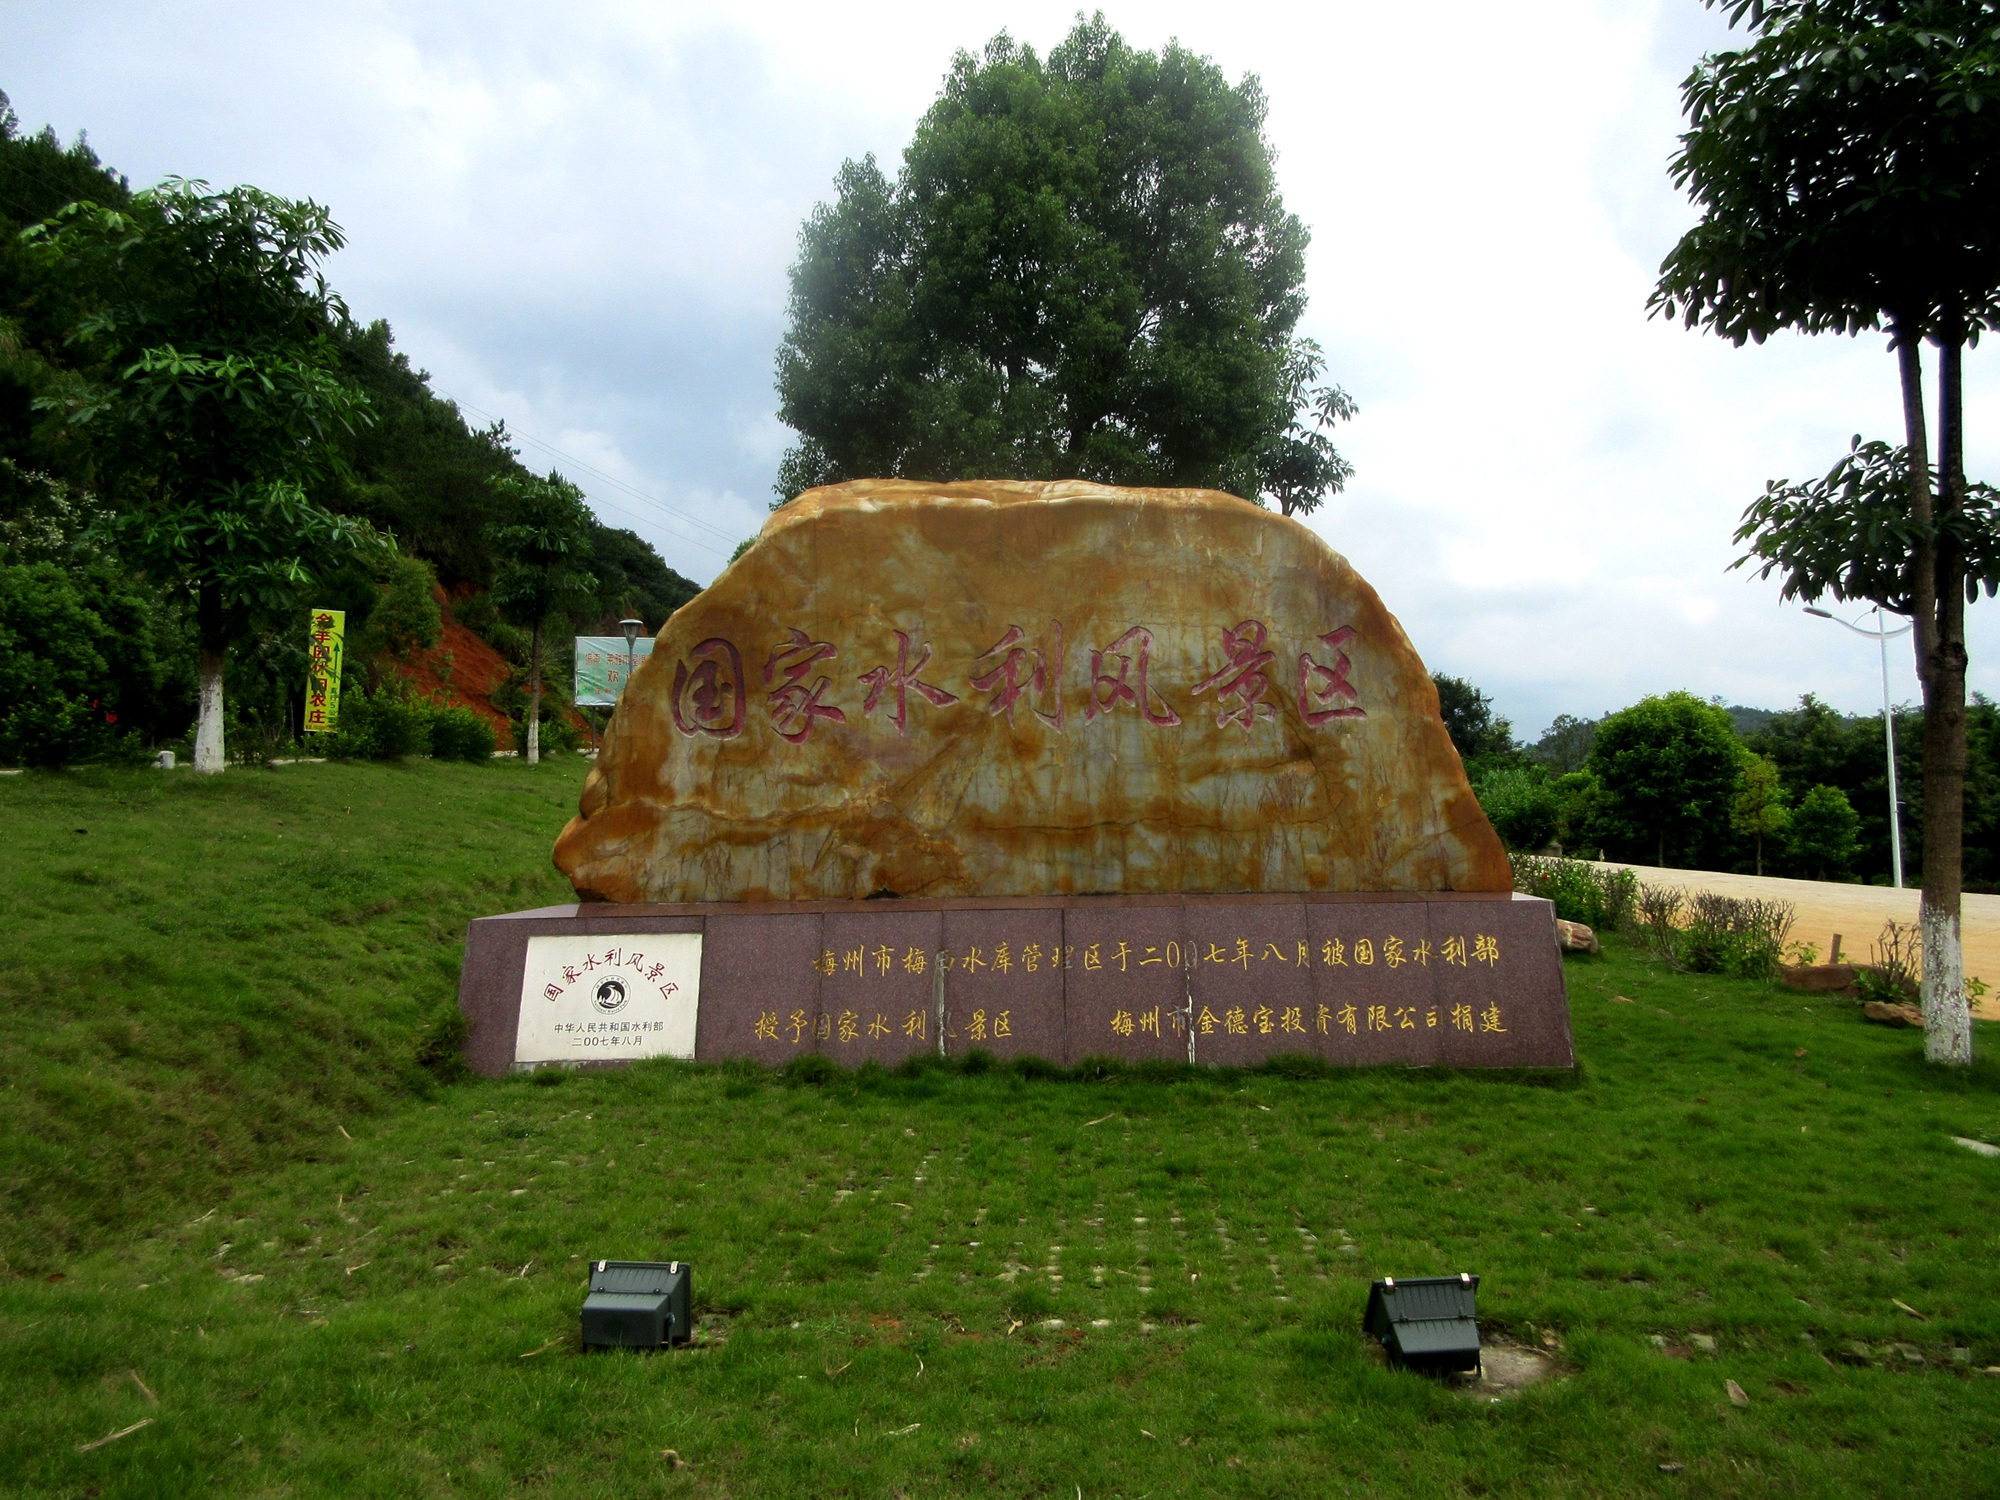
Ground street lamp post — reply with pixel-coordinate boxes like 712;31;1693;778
1804;605;1913;888
619;618;645;694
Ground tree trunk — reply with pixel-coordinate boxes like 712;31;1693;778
1896;325;1937;671
193;581;227;774
193;647;226;773
1922;327;1971;1065
1754;833;1763;878
526;619;543;766
1656;830;1664;869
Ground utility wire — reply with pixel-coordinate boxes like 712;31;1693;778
440;390;744;561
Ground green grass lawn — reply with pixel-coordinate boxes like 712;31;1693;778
3;762;2000;1498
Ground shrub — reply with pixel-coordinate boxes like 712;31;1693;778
532;709;582;756
1510;854;1636;931
358;551;443;661
1855;919;1921;1005
429;706;496;762
1631;883;1795;980
323;691;434;760
0;558;186;767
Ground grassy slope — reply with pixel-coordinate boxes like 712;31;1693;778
2;764;1999;1498
0;759;585;1259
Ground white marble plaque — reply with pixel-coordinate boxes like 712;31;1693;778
514;933;702;1066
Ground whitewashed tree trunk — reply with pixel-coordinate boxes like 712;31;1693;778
193;646;226;774
525;620;543;766
1922;899;1972;1066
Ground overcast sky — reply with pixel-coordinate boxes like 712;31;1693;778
7;0;1996;739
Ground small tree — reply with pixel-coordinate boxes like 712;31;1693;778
23;180;376;771
487;472;597;765
1256;341;1357;519
1790;784;1861;881
1653;0;2000;1063
1731;751;1790;877
1588;692;1743;868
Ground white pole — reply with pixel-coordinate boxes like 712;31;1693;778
1806;606;1911;890
1877;611;1904;890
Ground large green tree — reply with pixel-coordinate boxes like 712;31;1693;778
773;15;1353;510
1653;0;2000;1065
1587;693;1744;869
23;180;377;772
488;472;598;765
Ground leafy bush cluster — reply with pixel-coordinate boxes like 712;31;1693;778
0;539;194;768
321;693;499;763
1509;854;1636;931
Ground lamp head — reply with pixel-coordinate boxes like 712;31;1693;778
1803;607;1832;619
619;618;644;648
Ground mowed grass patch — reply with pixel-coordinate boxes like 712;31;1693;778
3;939;1999;1498
0;758;588;1261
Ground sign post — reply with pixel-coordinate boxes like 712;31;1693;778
305;608;345;736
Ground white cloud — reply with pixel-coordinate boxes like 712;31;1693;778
6;0;1993;732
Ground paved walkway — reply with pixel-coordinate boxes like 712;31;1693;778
1600;863;2000;1020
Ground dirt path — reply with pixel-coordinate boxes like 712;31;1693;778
1601;863;2000;1020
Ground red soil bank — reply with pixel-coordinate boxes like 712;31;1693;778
383;588;590;753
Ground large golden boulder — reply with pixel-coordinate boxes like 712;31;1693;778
554;479;1508;903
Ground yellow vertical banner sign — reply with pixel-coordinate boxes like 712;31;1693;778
306;608;345;734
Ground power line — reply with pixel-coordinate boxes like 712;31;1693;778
440;391;747;561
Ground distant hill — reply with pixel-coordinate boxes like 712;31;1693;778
1725;705;1777;735
1726;704;1876;735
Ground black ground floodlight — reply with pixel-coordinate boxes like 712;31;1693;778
580;1260;692;1350
1364;1273;1481;1374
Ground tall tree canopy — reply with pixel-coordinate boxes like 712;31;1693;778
773;14;1353;513
24;179;378;772
1652;0;2000;1066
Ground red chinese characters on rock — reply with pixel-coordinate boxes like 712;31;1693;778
971;622;1065;729
670;638;747;740
763;628;846;744
671;619;1362;744
1298;625;1366;725
857;630;960;737
1190;620;1278;732
1085;626;1181;726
